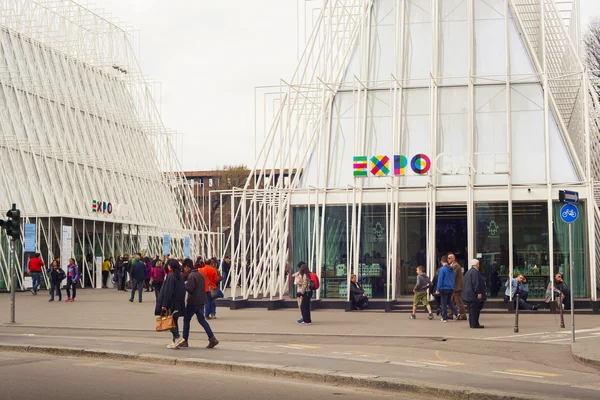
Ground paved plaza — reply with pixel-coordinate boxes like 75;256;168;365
0;290;599;400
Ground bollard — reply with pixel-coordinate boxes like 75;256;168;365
558;295;565;329
514;293;519;333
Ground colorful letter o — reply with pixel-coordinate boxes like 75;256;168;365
107;203;113;214
411;154;431;175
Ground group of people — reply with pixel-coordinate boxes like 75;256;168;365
406;252;572;329
122;254;224;320
155;258;219;349
27;253;80;302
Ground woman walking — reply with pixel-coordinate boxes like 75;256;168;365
298;262;312;326
155;258;186;349
115;256;124;291
65;258;79;302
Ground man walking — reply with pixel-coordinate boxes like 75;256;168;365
129;253;146;303
27;253;44;295
435;255;458;323
179;258;219;349
221;256;231;288
462;259;487;329
448;252;467;320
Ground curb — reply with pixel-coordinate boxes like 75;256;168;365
571;345;600;371
0;343;546;400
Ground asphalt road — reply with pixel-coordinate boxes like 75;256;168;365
0;352;419;400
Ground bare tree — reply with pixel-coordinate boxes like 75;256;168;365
206;165;249;233
584;18;600;80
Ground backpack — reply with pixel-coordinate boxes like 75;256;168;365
309;272;320;291
152;267;165;282
57;268;66;282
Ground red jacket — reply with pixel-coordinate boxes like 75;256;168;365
28;257;44;273
198;266;219;292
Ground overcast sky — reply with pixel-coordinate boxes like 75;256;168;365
96;0;600;172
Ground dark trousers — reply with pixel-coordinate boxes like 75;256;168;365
300;291;312;323
153;281;163;299
170;312;180;340
130;279;143;302
31;273;41;292
102;271;109;287
204;292;216;317
183;303;214;341
517;293;534;310
440;290;457;321
50;281;62;300
467;301;484;328
66;278;77;299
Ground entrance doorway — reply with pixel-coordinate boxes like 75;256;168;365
436;205;468;273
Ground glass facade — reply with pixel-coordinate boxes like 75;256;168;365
292;200;589;300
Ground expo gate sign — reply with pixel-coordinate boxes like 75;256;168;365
353;154;431;177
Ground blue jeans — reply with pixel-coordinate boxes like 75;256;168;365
49;281;62;300
204;292;216;317
130;280;144;302
183;303;214;340
170;312;180;340
517;293;534;310
440;290;458;321
31;273;41;292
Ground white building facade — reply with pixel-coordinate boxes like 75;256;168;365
219;0;600;308
0;0;209;289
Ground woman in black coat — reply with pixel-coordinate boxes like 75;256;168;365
350;274;368;310
155;259;186;349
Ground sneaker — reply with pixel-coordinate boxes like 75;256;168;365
129;299;133;302
48;299;54;302
65;298;71;302
301;322;312;326
441;319;447;323
167;336;185;349
532;305;539;311
436;309;441;316
297;318;304;324
211;315;216;319
179;340;189;348
30;289;35;295
428;313;434;320
409;314;416;319
205;315;212;320
207;337;219;349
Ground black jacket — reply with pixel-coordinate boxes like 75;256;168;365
462;267;487;303
350;282;365;303
50;267;66;284
155;272;186;316
130;260;147;282
186;269;208;305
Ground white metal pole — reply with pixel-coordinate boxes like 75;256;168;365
569;222;575;343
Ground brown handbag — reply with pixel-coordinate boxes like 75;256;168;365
155;310;176;331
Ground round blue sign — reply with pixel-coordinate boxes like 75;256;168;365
560;203;579;224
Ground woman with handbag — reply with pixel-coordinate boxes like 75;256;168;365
155;259;186;349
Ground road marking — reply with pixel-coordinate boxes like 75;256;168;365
484;331;551;340
405;360;448;367
435;351;464;366
288;344;320;349
553;328;600;334
540;335;600;343
276;345;304;350
505;369;561;377
389;361;428;368
494;371;544;379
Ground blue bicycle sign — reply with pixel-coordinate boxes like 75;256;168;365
560;204;579;224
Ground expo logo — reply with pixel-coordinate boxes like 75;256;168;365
353;154;431;177
92;200;113;215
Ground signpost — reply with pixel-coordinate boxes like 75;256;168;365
558;191;578;343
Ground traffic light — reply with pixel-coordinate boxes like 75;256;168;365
5;204;20;241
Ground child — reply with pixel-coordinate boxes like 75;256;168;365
410;265;434;320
